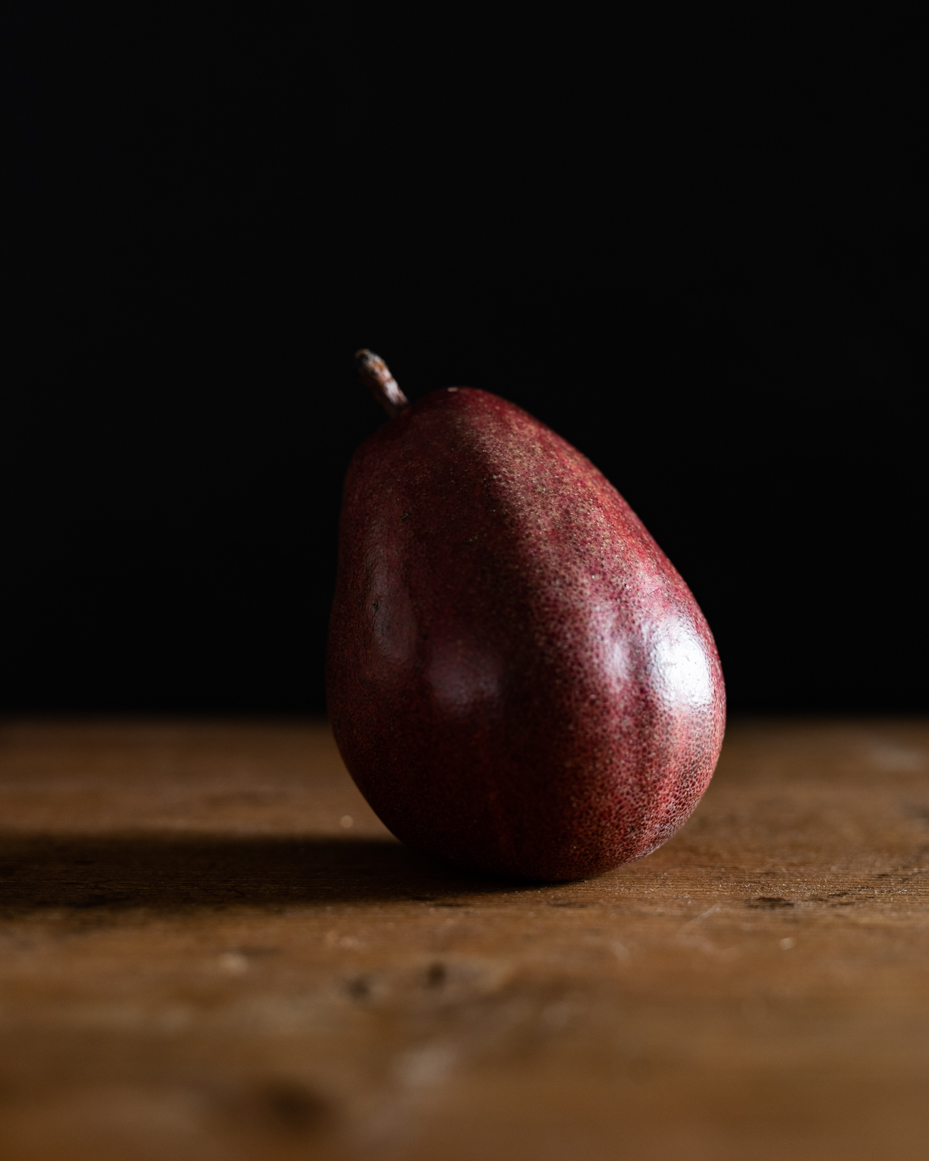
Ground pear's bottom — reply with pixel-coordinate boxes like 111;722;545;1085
338;757;714;884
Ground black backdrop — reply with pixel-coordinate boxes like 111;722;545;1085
4;8;925;716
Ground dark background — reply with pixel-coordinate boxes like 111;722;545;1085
3;8;925;716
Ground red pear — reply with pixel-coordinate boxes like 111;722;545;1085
327;351;725;881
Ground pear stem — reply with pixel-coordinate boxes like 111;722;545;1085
354;349;409;419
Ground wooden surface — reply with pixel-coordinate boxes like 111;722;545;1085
2;720;929;1160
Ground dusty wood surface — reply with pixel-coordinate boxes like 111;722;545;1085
2;719;929;1160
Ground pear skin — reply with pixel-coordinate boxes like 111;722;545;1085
327;376;725;881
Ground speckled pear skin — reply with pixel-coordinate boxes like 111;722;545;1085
327;388;725;881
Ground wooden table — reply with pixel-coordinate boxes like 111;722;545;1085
2;719;929;1160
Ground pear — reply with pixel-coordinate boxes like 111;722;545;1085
327;351;725;881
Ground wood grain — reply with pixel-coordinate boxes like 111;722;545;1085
2;718;929;1160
